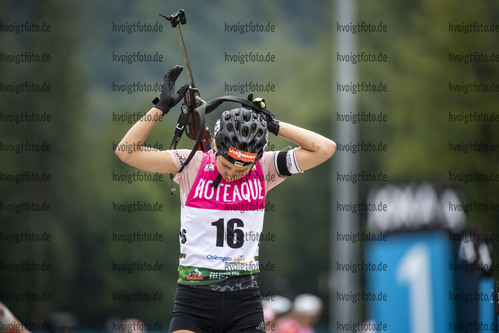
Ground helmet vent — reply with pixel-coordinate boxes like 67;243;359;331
251;123;257;134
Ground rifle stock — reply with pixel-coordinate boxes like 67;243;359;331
161;9;212;151
184;87;211;148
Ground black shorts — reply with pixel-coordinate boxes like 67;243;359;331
168;285;265;333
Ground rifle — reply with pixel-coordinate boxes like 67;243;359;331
158;9;275;194
159;9;212;152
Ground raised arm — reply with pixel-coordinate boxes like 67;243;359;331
250;97;336;172
114;66;189;173
115;107;176;173
277;121;336;172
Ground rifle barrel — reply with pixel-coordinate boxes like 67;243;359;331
174;25;196;88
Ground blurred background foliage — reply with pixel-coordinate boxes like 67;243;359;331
0;0;497;330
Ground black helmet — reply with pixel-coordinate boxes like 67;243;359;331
214;108;268;166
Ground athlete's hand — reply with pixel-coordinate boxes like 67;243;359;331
248;94;280;136
153;65;190;115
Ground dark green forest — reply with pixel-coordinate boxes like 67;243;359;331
0;0;498;330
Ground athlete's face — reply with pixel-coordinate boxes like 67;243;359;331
216;155;253;182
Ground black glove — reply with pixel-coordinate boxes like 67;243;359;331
247;94;280;136
153;65;190;115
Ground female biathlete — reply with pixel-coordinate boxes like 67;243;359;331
115;66;336;333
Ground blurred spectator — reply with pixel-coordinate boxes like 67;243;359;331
263;295;292;332
104;317;146;333
276;294;323;333
0;302;30;333
122;318;146;333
